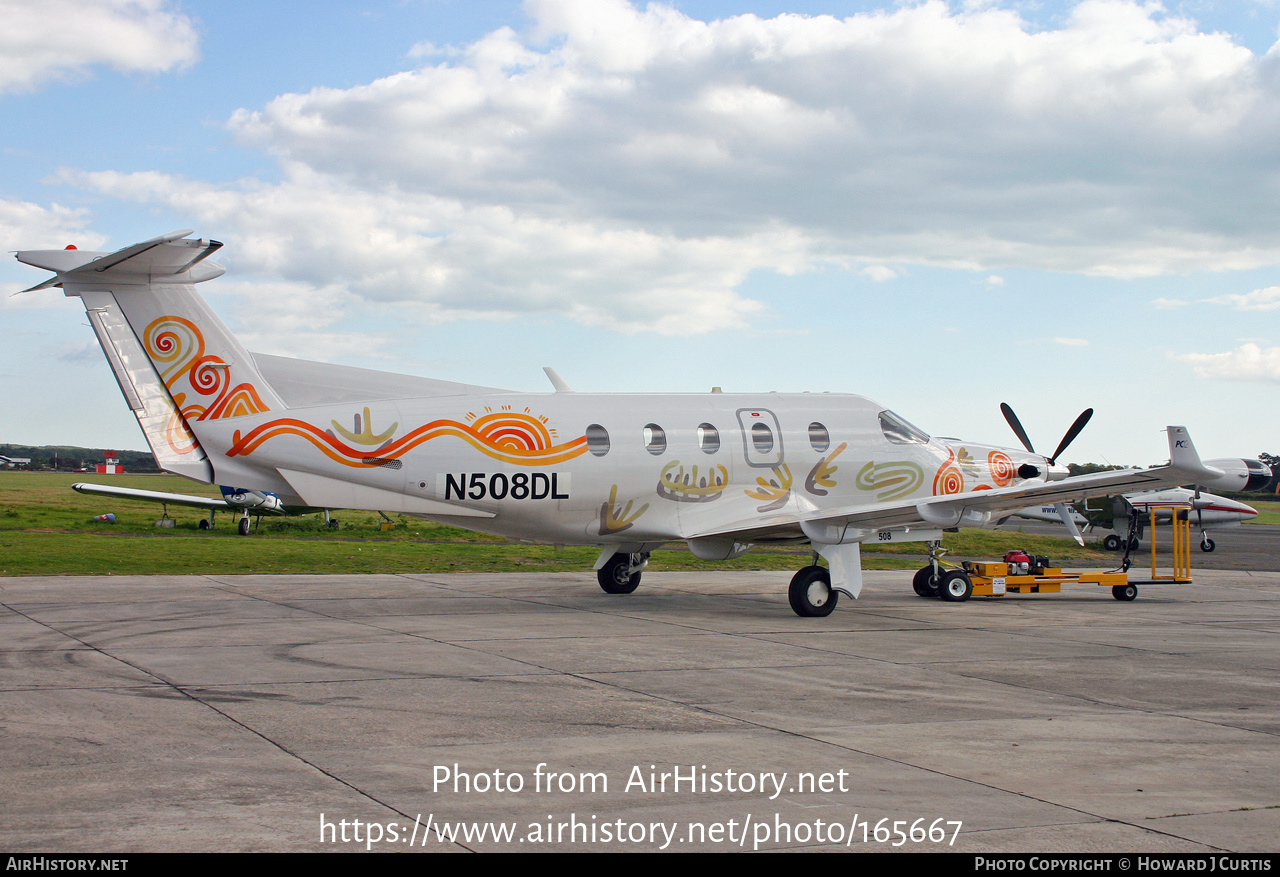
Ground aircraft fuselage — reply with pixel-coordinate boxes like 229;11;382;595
193;391;1050;548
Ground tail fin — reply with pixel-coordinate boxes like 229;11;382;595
16;230;283;483
1166;425;1223;484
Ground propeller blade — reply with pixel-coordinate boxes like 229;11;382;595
1054;502;1086;547
1000;402;1035;453
1048;408;1094;464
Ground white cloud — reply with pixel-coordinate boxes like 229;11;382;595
0;196;103;251
221;0;1280;278
0;0;198;94
1052;337;1091;346
0;197;108;310
1180;343;1280;382
56;0;1280;333
862;265;898;282
1150;297;1190;309
986;275;1005;286
1202;286;1280;310
64;167;784;334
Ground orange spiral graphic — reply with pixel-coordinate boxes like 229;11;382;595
934;466;964;495
190;355;230;396
988;451;1015;487
932;449;965;495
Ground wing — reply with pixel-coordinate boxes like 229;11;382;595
72;482;231;510
695;426;1216;543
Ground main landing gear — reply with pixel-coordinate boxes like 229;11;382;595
1103;534;1141;552
788;565;838;617
1200;536;1216;553
597;551;650;594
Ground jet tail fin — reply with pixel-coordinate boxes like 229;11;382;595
16;231;283;483
1166;426;1224;484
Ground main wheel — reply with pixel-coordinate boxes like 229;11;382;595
1128;537;1141;551
597;553;641;594
1112;583;1138;601
938;570;973;602
198;519;211;530
1103;534;1122;551
237;516;251;536
788;565;838;617
1200;538;1215;553
912;565;941;598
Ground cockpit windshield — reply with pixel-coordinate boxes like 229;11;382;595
879;410;930;445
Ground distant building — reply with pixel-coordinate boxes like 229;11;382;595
95;451;124;475
0;455;32;469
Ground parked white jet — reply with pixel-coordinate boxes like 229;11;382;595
1010;487;1259;553
17;231;1229;615
71;481;327;535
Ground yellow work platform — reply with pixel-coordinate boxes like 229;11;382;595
968;504;1192;602
917;505;1194;603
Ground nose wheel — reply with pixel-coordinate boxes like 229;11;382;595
913;565;942;598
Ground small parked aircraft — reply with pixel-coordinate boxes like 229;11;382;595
1009;487;1260;553
70;481;330;535
18;231;1230;615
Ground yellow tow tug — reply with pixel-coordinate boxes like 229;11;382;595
915;504;1194;603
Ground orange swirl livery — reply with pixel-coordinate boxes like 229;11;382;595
987;450;1015;487
228;410;588;468
932;448;965;496
144;316;272;452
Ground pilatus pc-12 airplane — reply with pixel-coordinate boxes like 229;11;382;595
17;230;1229;616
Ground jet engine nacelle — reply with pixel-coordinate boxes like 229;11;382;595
1199;458;1273;492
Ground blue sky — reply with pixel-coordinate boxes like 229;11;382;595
1;0;1277;466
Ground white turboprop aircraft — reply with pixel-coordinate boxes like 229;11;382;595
1009;487;1260;553
17;231;1232;615
70;481;328;535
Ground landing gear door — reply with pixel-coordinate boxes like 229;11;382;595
736;408;784;468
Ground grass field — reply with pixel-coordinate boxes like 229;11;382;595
2;471;1119;577
1245;499;1280;525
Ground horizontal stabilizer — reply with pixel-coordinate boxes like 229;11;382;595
16;230;225;284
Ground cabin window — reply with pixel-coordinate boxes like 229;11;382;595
751;422;774;454
808;422;830;452
879;410;930;445
697;423;720;454
586;423;610;457
643;423;667;455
